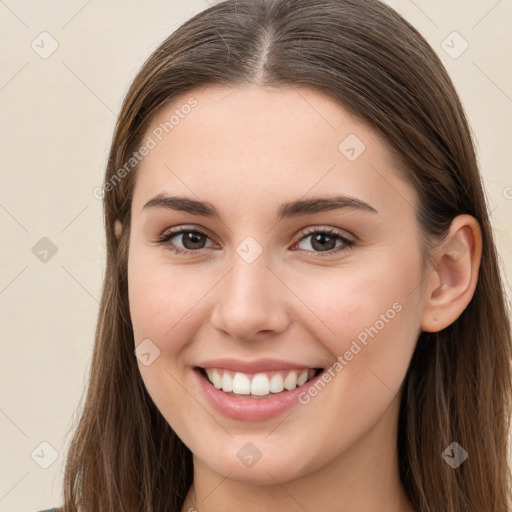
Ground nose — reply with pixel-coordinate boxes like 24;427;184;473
210;252;290;340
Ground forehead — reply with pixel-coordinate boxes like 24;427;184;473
132;84;416;219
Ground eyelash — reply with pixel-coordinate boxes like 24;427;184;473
155;226;355;258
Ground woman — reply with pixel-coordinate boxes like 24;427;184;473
38;0;512;510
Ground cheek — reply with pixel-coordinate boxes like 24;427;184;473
127;250;214;424
283;253;421;452
128;249;216;348
287;248;422;376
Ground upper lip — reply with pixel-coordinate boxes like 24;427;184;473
195;358;323;374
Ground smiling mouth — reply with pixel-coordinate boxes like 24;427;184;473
196;366;324;398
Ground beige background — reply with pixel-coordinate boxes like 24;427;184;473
0;1;511;511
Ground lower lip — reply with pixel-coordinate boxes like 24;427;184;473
193;367;324;422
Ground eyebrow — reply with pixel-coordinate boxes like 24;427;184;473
143;193;378;221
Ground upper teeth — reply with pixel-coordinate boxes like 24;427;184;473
204;368;317;396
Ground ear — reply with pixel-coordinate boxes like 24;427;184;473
420;214;482;333
114;220;122;240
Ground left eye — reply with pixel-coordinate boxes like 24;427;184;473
155;227;355;256
294;228;355;254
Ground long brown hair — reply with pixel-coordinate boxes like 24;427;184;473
60;1;512;510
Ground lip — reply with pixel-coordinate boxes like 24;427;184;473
195;357;319;374
193;366;325;422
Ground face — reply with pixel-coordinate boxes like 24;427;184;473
127;84;428;484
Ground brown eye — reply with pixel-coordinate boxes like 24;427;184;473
156;228;215;254
294;228;355;257
178;231;208;250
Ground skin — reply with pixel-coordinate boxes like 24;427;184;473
123;84;482;512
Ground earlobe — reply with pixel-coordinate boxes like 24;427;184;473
420;214;482;333
115;220;122;239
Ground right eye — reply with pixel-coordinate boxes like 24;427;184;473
156;227;216;254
